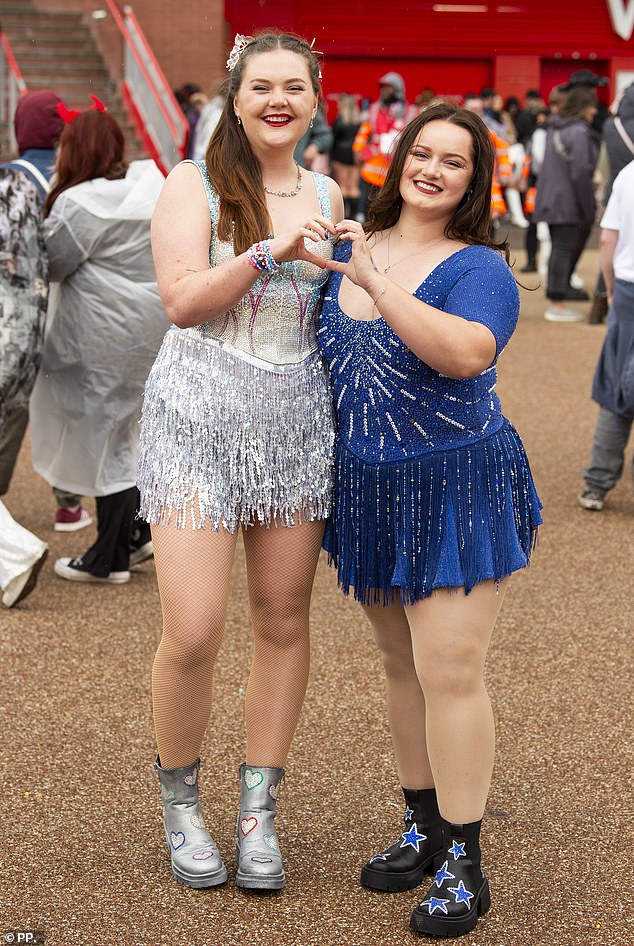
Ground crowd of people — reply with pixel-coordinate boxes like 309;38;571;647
176;66;629;330
1;27;632;942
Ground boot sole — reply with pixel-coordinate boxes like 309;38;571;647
172;864;228;889
236;869;285;891
361;849;442;892
410;877;490;937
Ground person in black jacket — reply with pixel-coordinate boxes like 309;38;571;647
533;86;600;322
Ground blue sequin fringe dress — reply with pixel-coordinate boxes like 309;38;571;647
319;242;543;605
137;163;335;532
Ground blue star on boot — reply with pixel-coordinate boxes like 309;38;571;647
361;788;443;892
410;821;490;938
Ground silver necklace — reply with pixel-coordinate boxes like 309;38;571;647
384;229;446;273
264;163;302;198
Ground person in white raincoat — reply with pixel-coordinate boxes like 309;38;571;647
29;105;169;584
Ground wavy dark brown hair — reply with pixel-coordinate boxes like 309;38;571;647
366;102;509;261
45;110;127;215
206;32;322;254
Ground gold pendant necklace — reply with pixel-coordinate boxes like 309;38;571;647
383;229;446;273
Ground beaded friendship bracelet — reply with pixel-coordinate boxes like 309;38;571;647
246;240;282;274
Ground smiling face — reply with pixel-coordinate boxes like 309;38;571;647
233;49;317;157
399;119;474;223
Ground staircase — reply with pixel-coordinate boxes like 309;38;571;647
0;0;146;160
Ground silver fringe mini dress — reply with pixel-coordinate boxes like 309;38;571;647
137;162;335;531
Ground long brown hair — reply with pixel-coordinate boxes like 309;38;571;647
45;110;127;215
206;32;322;254
560;85;598;119
366;103;509;260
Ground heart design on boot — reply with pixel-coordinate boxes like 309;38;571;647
268;782;280;800
184;771;198;786
240;817;258;836
161;787;175;801
192;850;215;860
190;814;205;830
170;831;186;850
244;769;264;790
263;834;279;851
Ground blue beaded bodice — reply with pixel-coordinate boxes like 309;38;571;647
318;243;520;462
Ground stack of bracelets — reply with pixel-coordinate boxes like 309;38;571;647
246;239;282;274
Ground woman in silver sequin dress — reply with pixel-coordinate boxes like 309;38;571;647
137;33;342;892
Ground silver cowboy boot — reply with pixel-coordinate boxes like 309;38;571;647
236;764;286;890
155;757;228;889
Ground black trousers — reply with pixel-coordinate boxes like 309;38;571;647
0;404;28;496
546;222;592;301
524;219;538;265
80;486;140;576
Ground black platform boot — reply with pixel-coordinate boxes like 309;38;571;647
360;788;443;892
410;820;490;938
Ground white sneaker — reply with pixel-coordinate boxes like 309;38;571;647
129;540;154;566
54;557;130;584
570;271;585;290
577;490;605;511
2;547;49;608
544;308;584;322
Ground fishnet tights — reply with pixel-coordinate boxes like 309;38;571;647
151;516;324;770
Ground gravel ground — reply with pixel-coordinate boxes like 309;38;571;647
1;236;632;946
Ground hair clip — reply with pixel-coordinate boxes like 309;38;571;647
226;33;255;72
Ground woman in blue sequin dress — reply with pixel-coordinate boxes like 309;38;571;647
319;103;541;938
137;34;342;893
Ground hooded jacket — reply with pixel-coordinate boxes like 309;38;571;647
533;114;599;226
29;160;170;496
353;73;416;187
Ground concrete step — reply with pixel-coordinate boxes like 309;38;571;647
0;0;148;162
16;59;110;76
10;41;104;58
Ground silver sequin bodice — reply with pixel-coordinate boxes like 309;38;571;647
189;162;333;365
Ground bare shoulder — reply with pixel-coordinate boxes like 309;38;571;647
159;160;206;201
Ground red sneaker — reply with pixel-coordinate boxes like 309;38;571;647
54;506;93;532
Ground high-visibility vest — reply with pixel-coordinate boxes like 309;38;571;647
490;130;513;186
353;101;417;187
491;179;507;217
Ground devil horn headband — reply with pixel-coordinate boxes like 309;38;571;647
57;95;108;124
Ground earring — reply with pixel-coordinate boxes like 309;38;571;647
309;117;314;128
236;115;242;126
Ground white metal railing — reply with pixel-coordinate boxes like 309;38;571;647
105;1;188;173
0;33;27;156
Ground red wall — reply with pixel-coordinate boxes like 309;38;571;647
226;0;634;107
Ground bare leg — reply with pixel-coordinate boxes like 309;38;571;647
363;600;434;789
405;579;508;823
151;520;238;769
242;516;325;766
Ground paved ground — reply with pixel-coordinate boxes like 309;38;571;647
1;233;632;946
